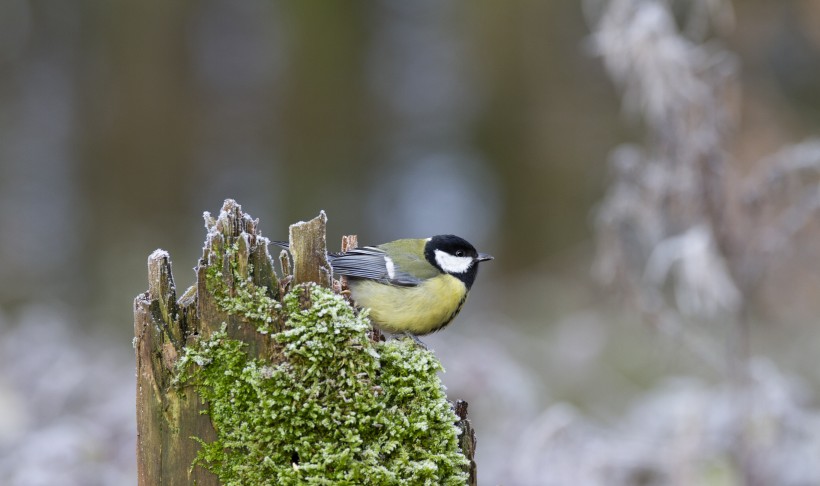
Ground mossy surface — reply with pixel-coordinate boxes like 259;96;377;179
176;283;469;485
205;241;282;334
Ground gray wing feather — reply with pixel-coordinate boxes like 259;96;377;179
273;241;421;286
329;247;421;286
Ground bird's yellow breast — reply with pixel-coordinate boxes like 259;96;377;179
348;275;469;335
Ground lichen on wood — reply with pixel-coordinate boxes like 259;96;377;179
134;199;477;485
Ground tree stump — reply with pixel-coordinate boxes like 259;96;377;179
134;199;477;485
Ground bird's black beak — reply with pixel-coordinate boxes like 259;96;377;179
476;253;494;262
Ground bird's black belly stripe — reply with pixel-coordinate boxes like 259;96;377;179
427;294;468;334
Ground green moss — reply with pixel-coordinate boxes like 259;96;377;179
177;284;469;485
205;241;281;334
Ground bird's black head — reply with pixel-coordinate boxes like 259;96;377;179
424;234;493;289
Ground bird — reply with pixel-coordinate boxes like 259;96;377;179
279;235;493;335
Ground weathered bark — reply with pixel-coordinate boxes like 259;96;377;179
288;210;332;287
135;250;218;486
455;400;478;486
134;199;285;485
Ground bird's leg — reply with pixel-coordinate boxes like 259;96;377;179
402;332;429;350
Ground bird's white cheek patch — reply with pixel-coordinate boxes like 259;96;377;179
384;256;396;279
434;249;473;274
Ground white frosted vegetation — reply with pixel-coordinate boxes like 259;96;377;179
0;307;136;485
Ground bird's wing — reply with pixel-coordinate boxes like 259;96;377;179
327;246;416;286
273;240;437;286
328;246;388;279
334;240;449;287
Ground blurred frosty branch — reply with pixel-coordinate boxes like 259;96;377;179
588;0;820;362
743;138;820;264
583;0;820;483
589;0;732;135
588;0;742;370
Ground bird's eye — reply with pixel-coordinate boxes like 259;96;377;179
455;250;465;257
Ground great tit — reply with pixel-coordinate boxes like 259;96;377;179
280;235;493;335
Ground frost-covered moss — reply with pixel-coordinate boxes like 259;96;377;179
205;241;281;334
177;284;469;485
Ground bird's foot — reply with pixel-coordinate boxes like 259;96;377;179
402;332;429;350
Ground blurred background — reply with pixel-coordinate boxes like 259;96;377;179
2;0;820;484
